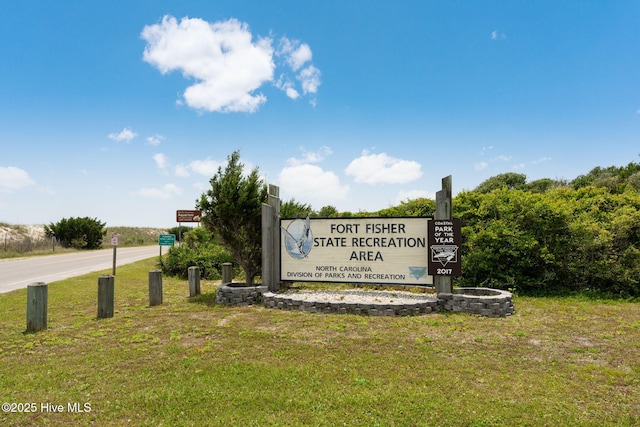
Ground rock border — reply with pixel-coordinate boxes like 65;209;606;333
438;287;514;317
262;290;440;316
216;284;268;306
216;285;514;318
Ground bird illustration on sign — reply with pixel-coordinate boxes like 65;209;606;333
282;215;313;259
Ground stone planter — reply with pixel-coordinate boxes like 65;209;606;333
216;284;268;306
438;287;514;317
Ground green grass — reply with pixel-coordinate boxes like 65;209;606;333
1;259;639;426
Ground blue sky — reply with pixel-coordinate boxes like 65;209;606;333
1;1;639;227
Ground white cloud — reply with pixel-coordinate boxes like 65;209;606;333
153;153;169;170
494;155;512;162
147;135;164;146
512;163;526;170
275;77;300;100
491;30;506;40
345;151;422;184
298;65;321;95
173;158;223;178
287;146;332;166
285;86;300;99
141;16;275;113
475;161;489;171
174;164;190;177
531;156;551;164
137;183;183;199
274;37;321;102
188;158;221;176
278;38;313;71
278;164;349;205
0;166;35;193
108;127;138;143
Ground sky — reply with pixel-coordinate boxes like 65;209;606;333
1;1;640;228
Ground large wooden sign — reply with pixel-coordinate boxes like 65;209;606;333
280;217;432;285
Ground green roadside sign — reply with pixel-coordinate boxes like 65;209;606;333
158;234;176;246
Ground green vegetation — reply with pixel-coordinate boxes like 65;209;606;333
44;217;106;249
197;150;268;285
158;228;236;280
103;227;167;247
1;259;638;426
454;164;640;297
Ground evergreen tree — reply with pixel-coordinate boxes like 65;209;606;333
197;151;268;286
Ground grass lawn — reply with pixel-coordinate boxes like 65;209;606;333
1;258;639;426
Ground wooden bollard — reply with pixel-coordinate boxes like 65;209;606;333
149;270;163;306
222;262;233;285
97;275;114;319
188;266;201;297
26;282;48;333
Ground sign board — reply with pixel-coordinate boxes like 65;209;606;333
428;218;462;276
176;210;202;223
158;234;176;246
111;233;118;246
280;217;432;285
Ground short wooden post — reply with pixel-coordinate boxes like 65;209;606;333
26;282;48;333
148;270;163;306
222;262;233;285
188;266;201;297
97;275;114;319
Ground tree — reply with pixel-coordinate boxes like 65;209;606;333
196;151;268;286
316;205;340;218
377;197;435;217
44;217;106;249
280;198;312;218
475;172;527;193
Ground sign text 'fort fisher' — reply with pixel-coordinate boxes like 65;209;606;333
280;217;432;285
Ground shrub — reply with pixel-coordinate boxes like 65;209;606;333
44;217;106;250
158;241;236;280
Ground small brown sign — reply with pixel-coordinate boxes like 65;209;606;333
176;210;202;223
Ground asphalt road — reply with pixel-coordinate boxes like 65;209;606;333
0;246;160;294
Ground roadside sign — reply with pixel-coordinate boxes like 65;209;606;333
280;217;432;285
427;218;462;276
176;210;201;222
111;233;119;246
158;234;176;246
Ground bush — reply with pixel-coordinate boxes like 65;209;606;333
44;217;106;250
158;241;236;280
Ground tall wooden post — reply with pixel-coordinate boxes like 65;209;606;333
262;203;274;289
26;282;48;333
97;275;114;318
188;266;201;297
148;270;163;306
269;184;281;292
262;184;281;292
434;176;453;294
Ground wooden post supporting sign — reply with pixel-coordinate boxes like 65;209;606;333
434;176;453;294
